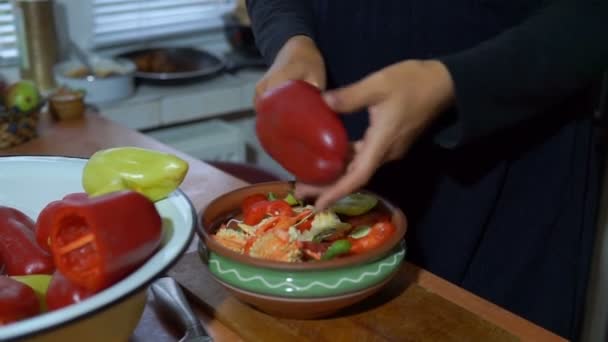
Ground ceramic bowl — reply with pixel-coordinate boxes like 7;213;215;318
53;56;136;105
198;181;407;319
0;156;196;342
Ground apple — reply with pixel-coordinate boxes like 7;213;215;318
5;80;41;113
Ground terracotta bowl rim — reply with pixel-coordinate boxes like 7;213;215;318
197;181;407;271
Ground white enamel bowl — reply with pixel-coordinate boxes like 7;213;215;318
0;156;196;342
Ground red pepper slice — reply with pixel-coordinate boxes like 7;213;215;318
35;192;90;253
348;221;396;255
255;80;349;184
0;206;55;276
0;276;40;325
45;190;162;292
46;271;96;311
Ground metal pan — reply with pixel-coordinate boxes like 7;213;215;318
116;47;226;84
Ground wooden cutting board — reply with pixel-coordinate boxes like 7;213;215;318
169;252;518;342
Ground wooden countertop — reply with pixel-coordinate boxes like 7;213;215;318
0;111;567;342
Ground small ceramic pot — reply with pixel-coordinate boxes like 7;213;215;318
49;89;86;121
198;181;408;319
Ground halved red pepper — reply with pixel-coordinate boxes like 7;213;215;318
0;206;55;276
0;276;40;325
35;192;90;253
255;80;349;184
46;271;96;311
43;190;162;292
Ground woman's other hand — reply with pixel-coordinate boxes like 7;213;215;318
295;60;456;210
255;35;326;99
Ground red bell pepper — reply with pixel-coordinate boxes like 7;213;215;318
35;192;90;253
255;80;349;184
0;206;55;276
0;206;36;231
46;271;95;311
43;190;162;292
0;276;40;325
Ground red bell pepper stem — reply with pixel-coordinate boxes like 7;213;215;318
46;271;96;311
0;276;40;325
0;206;55;276
46;190;163;292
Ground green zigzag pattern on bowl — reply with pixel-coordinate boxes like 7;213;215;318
207;245;406;298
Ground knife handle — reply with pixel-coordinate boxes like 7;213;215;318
151;277;208;337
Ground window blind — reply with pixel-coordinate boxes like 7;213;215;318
0;0;17;63
92;0;236;47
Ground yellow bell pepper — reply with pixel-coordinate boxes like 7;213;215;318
82;146;189;202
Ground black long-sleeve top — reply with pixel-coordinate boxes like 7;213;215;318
246;1;608;340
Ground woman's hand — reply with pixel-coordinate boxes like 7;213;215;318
295;60;456;210
255;35;326;99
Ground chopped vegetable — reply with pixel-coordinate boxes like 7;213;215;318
212;191;395;263
349;225;371;239
321;240;352;260
331;193;378;216
299;210;351;242
349;221;396;255
283;192;300;206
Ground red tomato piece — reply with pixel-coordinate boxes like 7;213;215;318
348;221;396;255
241;193;268;214
0;276;39;325
46;272;95;311
46;190;162;292
0;206;55;276
243;200;270;225
255;80;349;184
297;217;313;232
265;200;294;217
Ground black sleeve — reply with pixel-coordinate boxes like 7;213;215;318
435;0;608;148
246;0;316;66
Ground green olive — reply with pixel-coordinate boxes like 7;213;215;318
331;193;378;216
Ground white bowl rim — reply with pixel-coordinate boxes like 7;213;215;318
0;155;196;341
